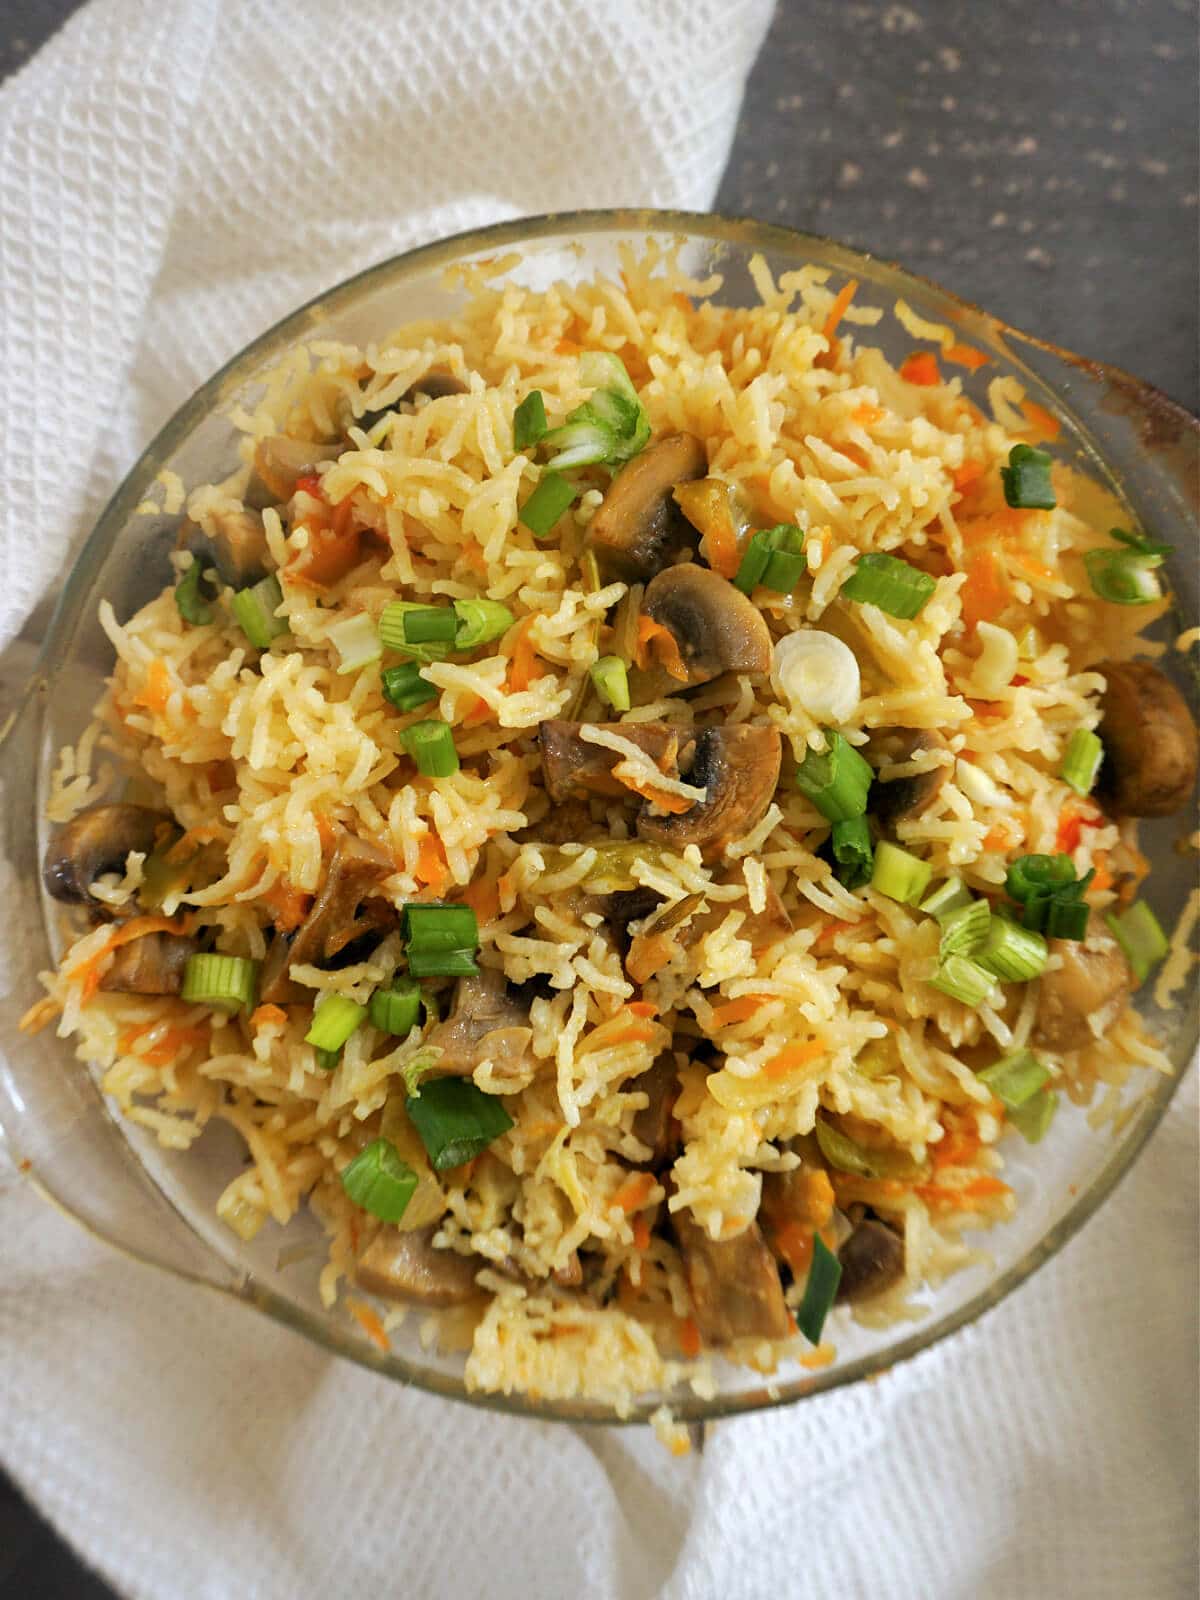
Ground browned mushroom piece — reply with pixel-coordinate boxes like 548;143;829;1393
355;1224;481;1306
636;724;782;854
870;728;952;826
674;1212;790;1345
424;969;534;1082
552;1252;584;1289
259;831;395;1004
539;720;692;803
641;564;773;690
251;436;342;503
624;868;790;981
836;1216;905;1303
588;432;707;581
99;931;201;995
42;803;177;917
514;797;606;847
180;507;270;589
629;1051;679;1165
1096;658;1199;816
1033;934;1134;1052
603;886;665;951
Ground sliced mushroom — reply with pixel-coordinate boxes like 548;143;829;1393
629;1051;679;1165
836;1216;906;1303
180;507;270;588
42;804;176;916
636;724;782;854
424;969;534;1082
588;433;707;581
355;1224;481;1306
514;797;606;847
1096;659;1198;816
603;886;666;952
251;436;342;503
539;720;691;803
674;1212;790;1345
641;564;772;690
870;728;951;826
1033;934;1134;1052
259;831;395;1003
99;931;201;995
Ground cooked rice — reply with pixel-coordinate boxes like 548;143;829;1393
26;242;1183;1417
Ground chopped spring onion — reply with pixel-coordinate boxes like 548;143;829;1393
328;611;383;675
1008;1087;1058;1144
733;524;807;595
368;977;425;1038
513;390;548;451
772;630;861;724
401;1049;441;1097
403;902;479;978
378;601;455;662
929;954;996;1007
405;1077;514;1171
231;574;287;648
1006;853;1092;940
453;597;514;651
1061;728;1104;795
840;551;937;619
400;718;459;778
175;558;214;625
314;1046;342;1073
1105;900;1170;982
519;472;578;538
794;732;874;821
939;898;990;959
977;1049;1051;1109
590;654;631;712
381;662;438;712
340;1138;419;1223
871;840;933;905
815;1116;918;1180
830;816;874;890
976;917;1048;982
401;606;458;645
920;877;973;923
1083;548;1164;605
1109;526;1172;557
180;953;259;1015
540;352;651;471
796;1233;842;1344
305;995;367;1054
1000;443;1056;510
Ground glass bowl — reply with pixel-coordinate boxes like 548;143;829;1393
1;210;1195;1426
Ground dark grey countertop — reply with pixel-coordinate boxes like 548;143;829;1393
1;2;1196;1596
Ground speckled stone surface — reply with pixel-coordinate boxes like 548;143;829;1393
0;3;1195;1596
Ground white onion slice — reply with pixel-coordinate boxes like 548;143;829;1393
772;630;861;723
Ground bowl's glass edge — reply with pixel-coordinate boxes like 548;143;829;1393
3;207;1194;1426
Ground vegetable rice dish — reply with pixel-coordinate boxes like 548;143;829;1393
26;244;1198;1422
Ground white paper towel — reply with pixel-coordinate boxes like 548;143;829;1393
0;3;1195;1597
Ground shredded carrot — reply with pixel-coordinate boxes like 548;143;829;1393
899;350;941;386
852;401;884;426
982;824;1012;852
1013;550;1057;584
555;337;580;356
632;1215;651;1251
262;879;312;934
1089;855;1114;896
671;291;692;314
617;774;692;815
708;995;767;1029
677;1316;702;1359
773;1220;815;1277
672;479;740;579
814;277;859;369
414;832;449;892
1020;399;1061;440
761;1039;825;1080
133;659;172;715
914;1176;1011;1211
251;1004;289;1031
462;695;494;727
960;549;1008;628
461;875;500;926
944;342;990;372
635;614;688;682
347;1298;391;1353
933;1115;981;1171
462;539;489;575
814;918;854;949
627;1000;658;1019
139;1025;209;1068
505;617;540;692
799;1344;837;1370
625;932;679;986
1057;810;1083;854
315;813;336;851
613;1172;656;1213
602;1018;659;1048
952;458;986;496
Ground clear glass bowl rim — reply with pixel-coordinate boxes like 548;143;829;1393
5;206;1196;1427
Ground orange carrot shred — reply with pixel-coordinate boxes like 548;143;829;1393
708;995;767;1029
762;1039;825;1080
1020;399;1061;440
900;350;942;386
414;833;449;891
632;1215;651;1251
251;1004;289;1031
635;614;688;682
133;659;172;715
506;617;540;692
627;1000;658;1018
347;1298;391;1353
613;1172;656;1213
944;342;990;372
677;1316;702;1359
462;875;500;926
